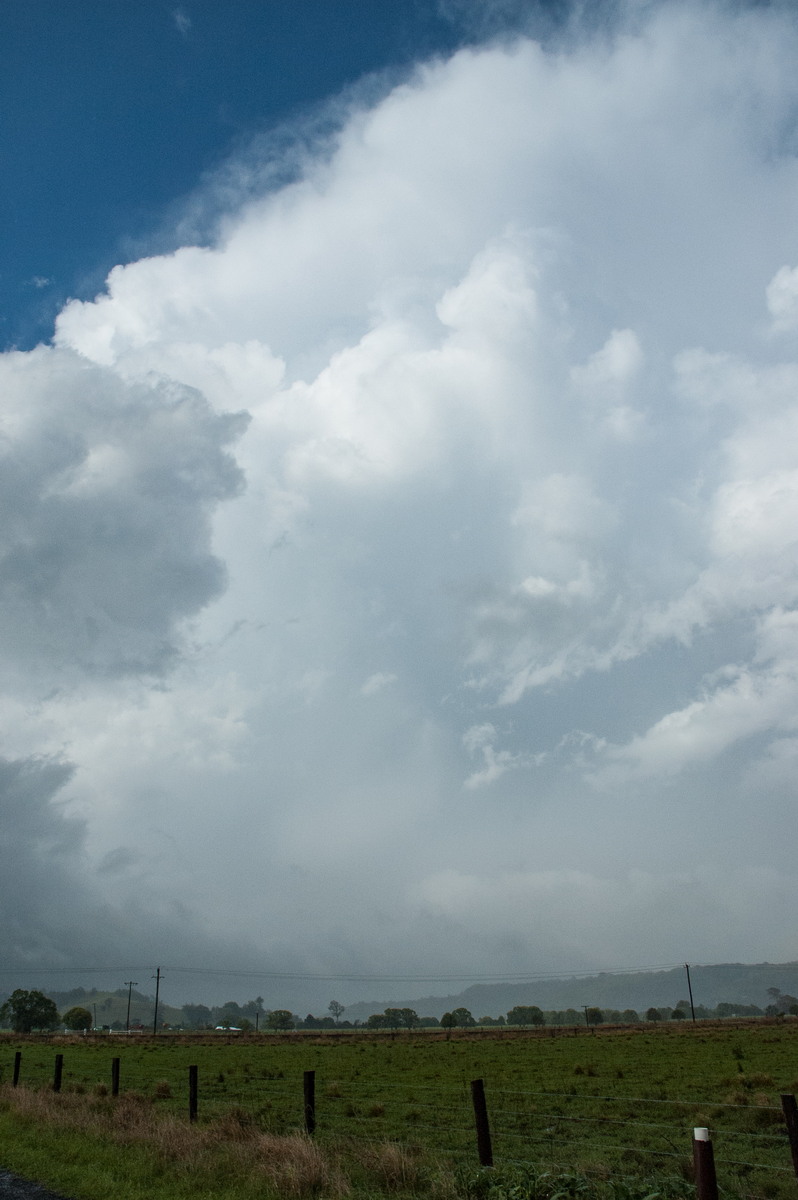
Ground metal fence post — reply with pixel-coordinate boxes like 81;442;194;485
111;1057;120;1097
53;1054;63;1093
12;1051;21;1087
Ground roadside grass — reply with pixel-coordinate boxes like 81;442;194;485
0;1085;703;1200
1;1022;796;1198
0;1083;451;1199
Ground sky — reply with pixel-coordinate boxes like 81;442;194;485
3;0;798;1014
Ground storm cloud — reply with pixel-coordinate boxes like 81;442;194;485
3;1;798;1008
0;347;245;682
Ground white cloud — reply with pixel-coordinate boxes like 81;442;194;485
570;328;645;439
173;8;191;37
361;672;398;696
592;607;798;785
462;722;527;788
767;265;798;334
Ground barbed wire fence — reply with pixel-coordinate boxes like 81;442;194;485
5;1047;798;1196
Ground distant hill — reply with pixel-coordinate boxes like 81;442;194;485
346;962;798;1021
44;986;184;1029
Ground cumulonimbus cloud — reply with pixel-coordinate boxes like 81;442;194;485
4;1;798;998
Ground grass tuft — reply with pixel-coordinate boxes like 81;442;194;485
252;1132;349;1197
361;1141;428;1193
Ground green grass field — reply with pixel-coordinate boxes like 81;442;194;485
1;1021;797;1199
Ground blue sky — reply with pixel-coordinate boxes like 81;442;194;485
4;0;798;1013
1;1;568;350
1;1;443;345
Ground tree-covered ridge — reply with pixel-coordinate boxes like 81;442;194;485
345;961;798;1021
2;964;798;1032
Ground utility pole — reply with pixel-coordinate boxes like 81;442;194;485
685;963;697;1024
124;981;137;1032
152;967;162;1036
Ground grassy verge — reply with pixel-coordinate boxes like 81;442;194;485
0;1082;703;1200
0;1083;453;1199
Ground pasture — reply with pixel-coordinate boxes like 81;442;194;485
1;1020;797;1199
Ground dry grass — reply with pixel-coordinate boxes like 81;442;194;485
359;1141;429;1193
0;1084;436;1197
252;1133;349;1197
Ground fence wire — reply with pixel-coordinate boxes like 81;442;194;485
3;1046;796;1193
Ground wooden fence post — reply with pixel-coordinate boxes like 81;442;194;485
188;1065;198;1122
780;1095;798;1180
111;1057;120;1097
470;1078;493;1167
693;1127;718;1200
12;1051;21;1087
304;1070;316;1135
53;1054;63;1093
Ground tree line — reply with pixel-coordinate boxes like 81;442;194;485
3;988;798;1034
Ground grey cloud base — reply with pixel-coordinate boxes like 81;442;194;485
0;348;246;682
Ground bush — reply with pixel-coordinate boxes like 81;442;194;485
62;1006;92;1031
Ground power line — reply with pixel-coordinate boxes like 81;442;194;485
0;959;702;984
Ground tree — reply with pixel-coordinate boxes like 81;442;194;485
621;1009;640;1024
671;1006;686;1020
585;1007;603;1026
62;1006;92;1031
450;1007;476;1027
302;1013;335;1029
216;1001;243;1025
398;1007;418;1030
507;1005;545;1027
241;997;265;1021
0;989;60;1033
328;1000;345;1025
646;1007;661;1022
182;1004;212;1030
266;1009;294;1030
440;1012;456;1038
